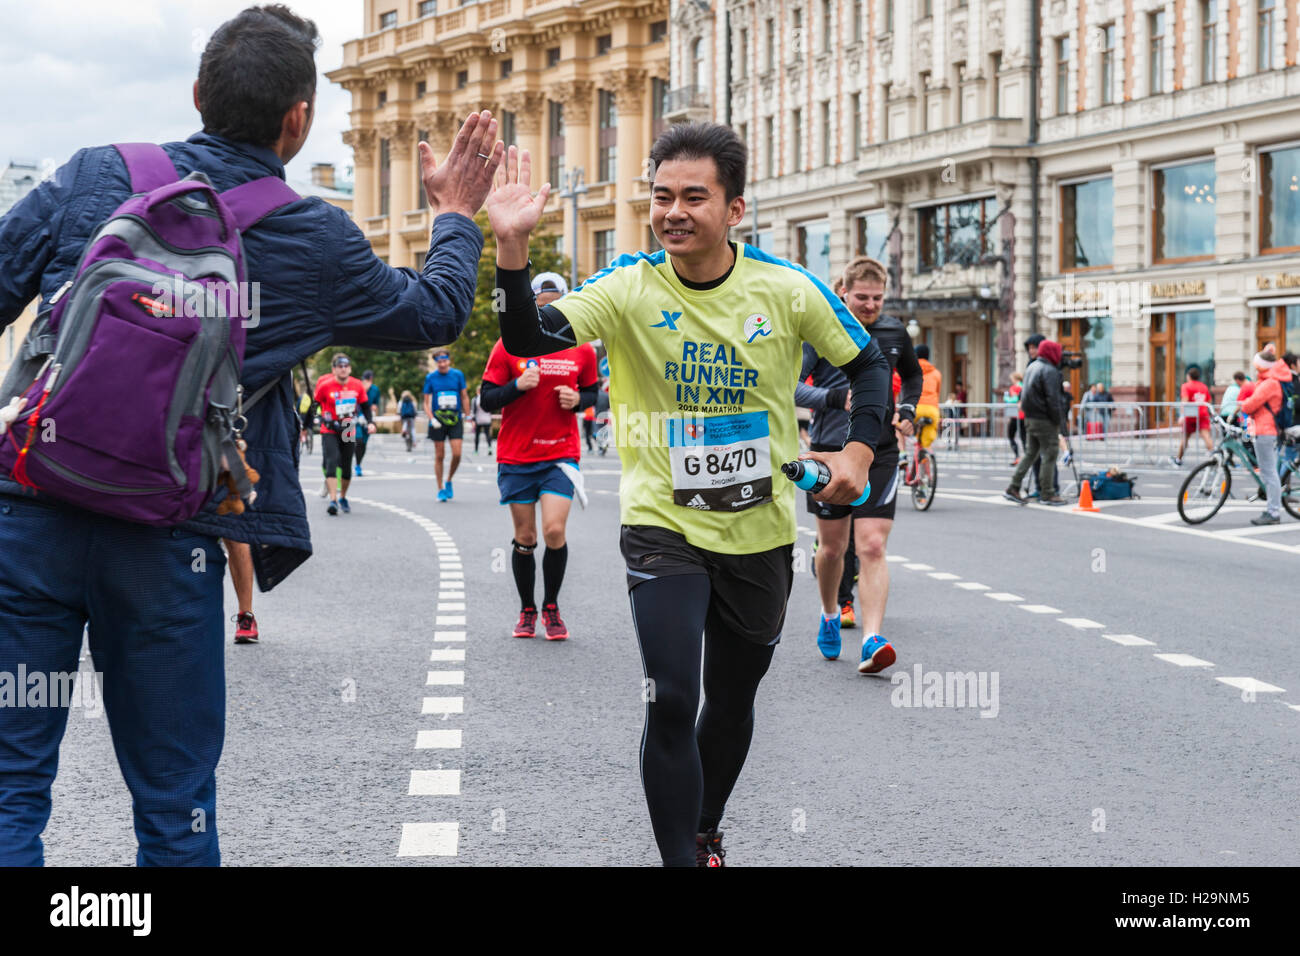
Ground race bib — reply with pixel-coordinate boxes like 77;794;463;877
667;411;772;512
437;392;458;410
335;394;357;420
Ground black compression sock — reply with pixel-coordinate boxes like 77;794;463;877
511;540;536;610
542;543;568;606
698;811;721;833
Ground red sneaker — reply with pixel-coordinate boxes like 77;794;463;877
541;604;569;641
233;612;259;645
512;608;538;639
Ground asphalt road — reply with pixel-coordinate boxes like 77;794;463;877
40;436;1300;866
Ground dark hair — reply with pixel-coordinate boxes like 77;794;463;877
1284;352;1298;367
649;122;747;201
362;370;374;380
198;5;321;148
915;344;930;360
1187;366;1201;381
1234;371;1247;382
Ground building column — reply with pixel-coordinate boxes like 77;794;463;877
380;120;417;265
552;81;595;265
828;200;851;279
1215;140;1254;377
342;127;377;222
605;69;649;256
502;91;548;188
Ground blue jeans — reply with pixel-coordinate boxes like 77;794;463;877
0;493;226;866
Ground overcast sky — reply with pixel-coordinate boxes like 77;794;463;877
0;0;362;185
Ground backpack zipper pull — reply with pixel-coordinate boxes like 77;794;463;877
43;363;63;394
48;281;73;306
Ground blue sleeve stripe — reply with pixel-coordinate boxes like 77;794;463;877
741;244;871;350
572;249;666;292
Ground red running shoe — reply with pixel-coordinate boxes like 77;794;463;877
233;612;259;645
541;604;569;641
513;608;538;639
695;830;726;867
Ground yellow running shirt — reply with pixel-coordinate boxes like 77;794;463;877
553;244;872;554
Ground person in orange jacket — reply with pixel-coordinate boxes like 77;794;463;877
1239;357;1294;525
914;344;943;448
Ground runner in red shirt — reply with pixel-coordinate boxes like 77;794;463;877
313;353;376;515
1174;365;1214;465
479;272;599;639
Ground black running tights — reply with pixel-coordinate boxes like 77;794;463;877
629;574;775;867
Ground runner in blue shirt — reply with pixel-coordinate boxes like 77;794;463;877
423;350;469;500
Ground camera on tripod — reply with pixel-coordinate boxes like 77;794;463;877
1061;348;1085;370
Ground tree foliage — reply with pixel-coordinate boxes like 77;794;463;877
310;213;567;412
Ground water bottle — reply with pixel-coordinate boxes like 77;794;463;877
781;459;871;506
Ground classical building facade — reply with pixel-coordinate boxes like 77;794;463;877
674;0;1300;403
329;0;671;280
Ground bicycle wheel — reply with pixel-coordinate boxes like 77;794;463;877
1177;458;1231;524
1282;469;1300;520
911;449;936;511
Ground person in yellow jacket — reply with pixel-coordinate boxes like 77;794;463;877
914;344;942;448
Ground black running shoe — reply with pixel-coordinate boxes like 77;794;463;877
695;830;726;868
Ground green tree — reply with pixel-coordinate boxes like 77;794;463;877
311;213;567;411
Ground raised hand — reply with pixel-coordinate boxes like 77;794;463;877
486;145;551;269
420;111;504;219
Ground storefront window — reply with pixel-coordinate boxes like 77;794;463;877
918;196;999;272
798;220;832;284
1061;178;1113;269
752;229;774;253
1175;309;1216;387
1151;311;1215;414
1083;316;1113;388
1260;145;1300;253
856;210;890;259
1153;160;1215;262
1256;303;1300;353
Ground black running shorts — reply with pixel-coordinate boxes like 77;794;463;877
803;443;900;522
321;432;355;479
619;524;795;646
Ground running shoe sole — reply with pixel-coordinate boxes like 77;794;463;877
234;635;259;645
858;642;896;675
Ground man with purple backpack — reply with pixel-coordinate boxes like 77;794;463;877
0;5;502;865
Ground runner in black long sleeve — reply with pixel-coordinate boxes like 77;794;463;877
484;123;889;866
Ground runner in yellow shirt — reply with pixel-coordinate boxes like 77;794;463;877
484;123;890;866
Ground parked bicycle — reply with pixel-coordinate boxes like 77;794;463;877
899;416;937;511
1177;419;1300;524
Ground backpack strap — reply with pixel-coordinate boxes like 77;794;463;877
114;143;178;193
220;176;301;232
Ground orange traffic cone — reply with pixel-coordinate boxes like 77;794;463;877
1075;477;1100;513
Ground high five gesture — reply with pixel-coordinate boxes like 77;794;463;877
486;145;551;269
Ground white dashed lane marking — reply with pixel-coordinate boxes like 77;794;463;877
1216;677;1285;694
416;730;463;749
351;499;468;859
409;770;461;796
397;822;458;858
1103;634;1156;646
426;671;465;685
904;547;1298;717
422;696;465;715
1154;653;1215;668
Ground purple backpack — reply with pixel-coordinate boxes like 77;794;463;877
0;143;299;525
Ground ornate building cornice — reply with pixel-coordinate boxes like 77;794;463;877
342;127;377;164
552;81;596;123
601;68;648;114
